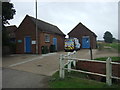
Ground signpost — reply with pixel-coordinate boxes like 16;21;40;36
90;47;93;60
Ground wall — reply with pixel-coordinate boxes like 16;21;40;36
68;24;97;49
16;16;36;54
69;32;96;49
16;16;65;54
76;61;120;82
39;32;65;54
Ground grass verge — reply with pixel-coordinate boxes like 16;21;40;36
49;71;120;88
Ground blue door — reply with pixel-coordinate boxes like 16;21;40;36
53;38;57;50
82;36;90;48
25;36;31;53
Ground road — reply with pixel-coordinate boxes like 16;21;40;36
2;68;50;88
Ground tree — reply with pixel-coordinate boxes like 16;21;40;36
2;2;16;46
2;2;16;24
103;31;113;43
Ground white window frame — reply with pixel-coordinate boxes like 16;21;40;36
45;34;50;42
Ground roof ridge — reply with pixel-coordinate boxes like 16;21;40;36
6;25;17;27
27;15;57;27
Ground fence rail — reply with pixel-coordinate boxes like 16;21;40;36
59;51;120;86
63;57;106;63
64;68;106;77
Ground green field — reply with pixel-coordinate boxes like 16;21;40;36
97;42;120;52
49;71;120;88
94;56;120;61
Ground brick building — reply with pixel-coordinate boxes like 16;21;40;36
16;15;65;54
6;25;17;43
68;23;97;49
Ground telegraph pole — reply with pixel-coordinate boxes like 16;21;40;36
35;0;38;54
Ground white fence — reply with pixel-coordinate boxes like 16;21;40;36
59;51;120;86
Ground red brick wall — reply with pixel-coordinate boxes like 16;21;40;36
68;23;97;49
16;16;65;54
16;16;36;54
76;61;120;82
38;32;65;54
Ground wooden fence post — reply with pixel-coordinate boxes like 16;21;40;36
106;57;112;86
90;47;93;60
59;54;65;78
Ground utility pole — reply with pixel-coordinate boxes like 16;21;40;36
35;0;38;54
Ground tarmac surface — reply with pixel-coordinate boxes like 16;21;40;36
2;68;50;88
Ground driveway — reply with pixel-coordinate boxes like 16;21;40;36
3;52;67;76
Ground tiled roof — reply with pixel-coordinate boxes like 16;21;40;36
27;15;65;36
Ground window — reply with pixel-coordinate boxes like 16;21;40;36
45;34;50;42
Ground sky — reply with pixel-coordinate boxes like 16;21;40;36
8;0;119;40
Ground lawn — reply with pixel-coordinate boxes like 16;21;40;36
49;71;120;88
105;43;120;52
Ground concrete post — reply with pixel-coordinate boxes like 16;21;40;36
73;51;76;67
106;57;112;86
59;54;65;78
68;52;71;72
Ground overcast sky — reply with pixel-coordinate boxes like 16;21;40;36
8;0;119;40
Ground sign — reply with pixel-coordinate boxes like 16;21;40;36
32;41;36;44
18;40;22;43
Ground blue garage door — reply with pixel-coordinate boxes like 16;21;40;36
25;36;31;53
82;36;90;48
53;38;57;50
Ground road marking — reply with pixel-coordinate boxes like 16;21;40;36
8;53;58;68
8;57;43;67
42;53;57;57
